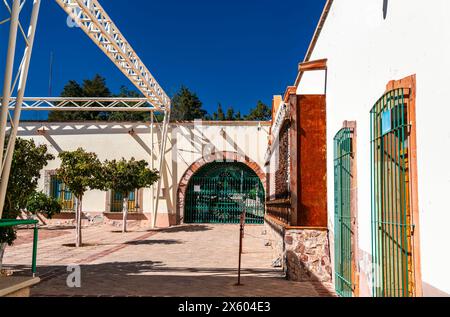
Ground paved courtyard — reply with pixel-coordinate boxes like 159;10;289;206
3;223;335;297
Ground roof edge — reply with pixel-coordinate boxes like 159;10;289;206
294;0;334;87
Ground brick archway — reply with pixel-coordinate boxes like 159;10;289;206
177;151;267;224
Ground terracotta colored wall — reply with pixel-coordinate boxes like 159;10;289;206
295;95;327;227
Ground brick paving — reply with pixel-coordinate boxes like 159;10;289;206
3;223;336;297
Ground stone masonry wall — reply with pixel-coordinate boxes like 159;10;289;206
285;229;332;283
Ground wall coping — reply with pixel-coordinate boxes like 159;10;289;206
0;277;40;297
265;214;328;232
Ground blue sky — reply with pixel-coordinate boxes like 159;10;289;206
1;0;326;120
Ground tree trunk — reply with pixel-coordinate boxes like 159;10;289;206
122;197;129;233
0;243;6;273
75;197;83;247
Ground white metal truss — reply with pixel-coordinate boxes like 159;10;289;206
2;97;162;112
1;0;171;228
0;0;41;218
55;0;170;111
152;110;170;228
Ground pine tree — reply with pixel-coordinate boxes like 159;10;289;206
48;74;112;122
226;107;235;121
216;103;225;121
171;86;208;121
245;100;271;121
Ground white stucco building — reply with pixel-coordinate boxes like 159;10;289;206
296;0;450;297
17;121;270;227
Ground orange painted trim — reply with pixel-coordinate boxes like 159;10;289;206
283;86;297;103
299;58;328;72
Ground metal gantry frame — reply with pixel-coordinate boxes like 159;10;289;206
0;0;41;218
6;97;163;112
0;0;171;228
55;0;170;110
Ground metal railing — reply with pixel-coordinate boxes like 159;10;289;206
265;199;291;225
0;219;39;277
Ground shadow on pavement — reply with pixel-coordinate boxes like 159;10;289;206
7;261;335;297
125;239;183;246
155;224;213;233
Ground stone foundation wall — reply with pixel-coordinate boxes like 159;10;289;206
285;229;332;283
264;217;332;283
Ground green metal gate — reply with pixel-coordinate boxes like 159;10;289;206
185;162;265;224
370;88;414;297
334;128;354;297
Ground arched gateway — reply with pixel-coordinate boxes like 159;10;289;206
177;152;267;224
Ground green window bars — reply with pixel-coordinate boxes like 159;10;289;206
185;162;265;224
370;88;415;297
110;190;138;213
50;175;74;212
334;127;354;297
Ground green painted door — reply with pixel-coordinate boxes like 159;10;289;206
185;162;265;224
370;88;414;297
334;127;354;297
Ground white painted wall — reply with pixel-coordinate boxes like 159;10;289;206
17;121;270;220
298;0;450;296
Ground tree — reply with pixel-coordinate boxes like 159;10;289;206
48;74;112;122
61;80;84;97
82;74;111;98
226;107;235;121
214;103;225;121
57;149;105;247
235;111;242;121
48;80;84;122
245;100;272;121
26;192;62;220
0;138;56;270
171;86;208;121
103;158;159;233
105;86;150;122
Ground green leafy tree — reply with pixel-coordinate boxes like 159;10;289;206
48;74;112;122
235;111;242;121
103;158;159;233
105;86;150;122
57;149;105;247
48;80;84;122
171;86;208;121
245;100;271;121
0;138;55;270
26;192;62;220
61;80;84;97
82;74;111;98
